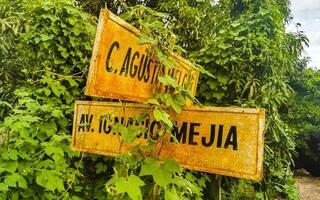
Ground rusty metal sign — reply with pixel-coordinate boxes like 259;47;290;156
72;101;265;181
85;9;199;105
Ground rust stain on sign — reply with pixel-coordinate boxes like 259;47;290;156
72;101;266;181
85;9;199;105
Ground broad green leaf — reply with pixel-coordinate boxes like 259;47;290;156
113;124;138;143
36;171;64;192
153;170;172;187
164;94;174;107
208;80;219;89
175;94;186;106
40;33;54;41
153;109;173;127
162;159;180;173
140;157;161;176
67;17;77;25
45;146;64;161
51;86;61;97
140;158;175;187
66;77;78;87
212;91;225;101
171;102;182;113
165;187;179;200
4;161;18;173
40;104;52;112
120;12;133;20
0;183;9;192
36;159;56;169
156;49;175;69
115;175;145;200
147;98;159;105
138;34;156;45
71;196;82;200
4;173;27;189
216;73;229;84
61;51;69;58
51;109;64;118
158;75;178;88
195;64;215;78
2;150;19;161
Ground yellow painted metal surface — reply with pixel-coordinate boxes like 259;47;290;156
72;101;266;181
85;9;199;105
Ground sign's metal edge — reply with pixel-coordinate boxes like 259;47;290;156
71;145;262;181
71;102;77;149
86;90;152;104
74;100;265;114
256;109;266;180
86;87;195;106
84;10;106;96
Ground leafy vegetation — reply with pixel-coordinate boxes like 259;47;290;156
286;60;320;176
0;0;314;199
0;0;96;199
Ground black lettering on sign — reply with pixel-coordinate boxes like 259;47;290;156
202;124;215;147
217;125;224;148
144;59;152;83
101;120;111;134
181;73;187;86
120;47;132;76
189;123;200;145
78;114;94;132
106;41;119;73
224;126;238;150
114;116;125;125
175;70;182;85
171;122;187;144
138;55;148;81
99;119;103;133
130;51;139;78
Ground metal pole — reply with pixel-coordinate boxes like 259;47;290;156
212;175;222;200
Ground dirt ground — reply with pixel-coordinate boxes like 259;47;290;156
296;175;320;200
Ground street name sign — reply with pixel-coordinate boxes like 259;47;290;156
72;101;266;181
85;9;199;105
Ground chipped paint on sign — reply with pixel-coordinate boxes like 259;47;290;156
72;101;266;181
85;9;199;105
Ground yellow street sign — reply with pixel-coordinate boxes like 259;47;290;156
72;101;265;181
85;9;199;105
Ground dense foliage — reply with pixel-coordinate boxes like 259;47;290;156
0;0;312;199
0;0;97;199
286;61;320;176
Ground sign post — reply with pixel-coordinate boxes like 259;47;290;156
72;101;265;181
212;175;222;200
